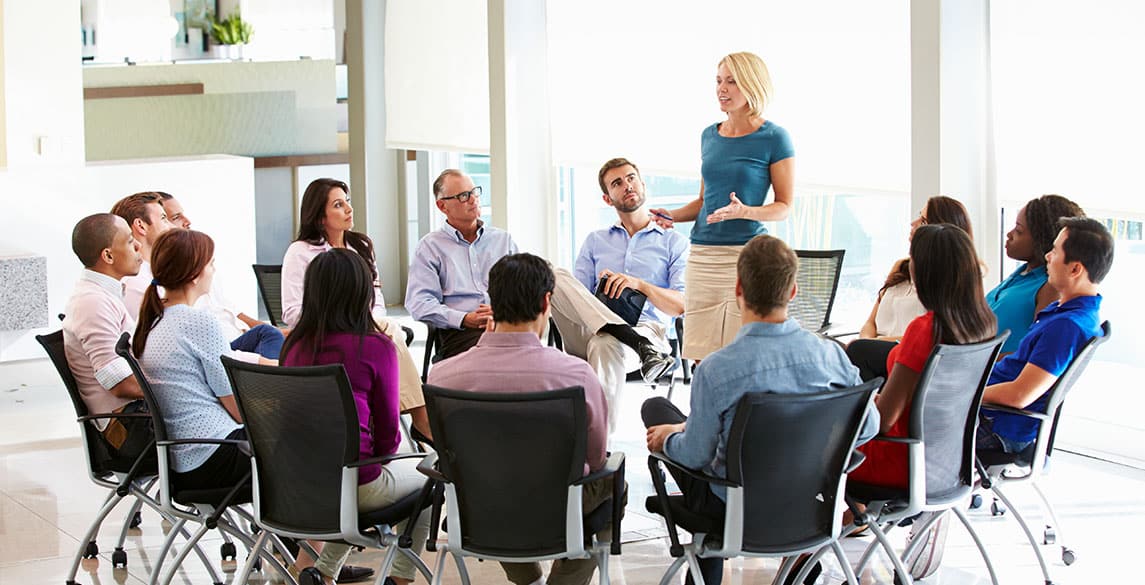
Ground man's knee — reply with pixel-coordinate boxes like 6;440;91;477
641;396;685;427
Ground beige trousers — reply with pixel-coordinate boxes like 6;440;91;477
376;317;426;411
682;244;744;361
549;268;670;431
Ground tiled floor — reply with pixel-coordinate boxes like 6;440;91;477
2;319;1138;584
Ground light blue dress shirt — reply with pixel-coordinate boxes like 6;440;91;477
405;221;518;329
663;319;879;500
573;221;689;328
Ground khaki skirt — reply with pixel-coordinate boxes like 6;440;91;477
683;243;745;360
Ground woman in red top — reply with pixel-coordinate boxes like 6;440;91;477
849;223;997;488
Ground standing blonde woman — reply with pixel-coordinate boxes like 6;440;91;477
652;51;795;360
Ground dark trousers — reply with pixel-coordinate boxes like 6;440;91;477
172;428;250;492
101;400;157;473
845;339;897;382
435;327;485;361
641;397;727;585
231;324;284;359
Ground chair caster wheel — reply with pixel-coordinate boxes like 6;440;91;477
1043;526;1056;545
990;500;1006;516
252;556;262;571
220;542;237;561
83;541;99;559
969;494;983;509
1062;547;1076;565
299;567;324;585
112;548;127;568
129;511;143;529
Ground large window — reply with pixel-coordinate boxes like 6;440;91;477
992;1;1145;466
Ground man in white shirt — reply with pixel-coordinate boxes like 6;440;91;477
111;192;174;319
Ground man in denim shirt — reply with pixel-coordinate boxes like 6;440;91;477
643;234;879;585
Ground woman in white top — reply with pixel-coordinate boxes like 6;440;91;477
281;178;430;439
847;196;975;381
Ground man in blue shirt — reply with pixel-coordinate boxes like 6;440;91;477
979;217;1114;455
406;170;518;359
643;234;879;585
550;158;687;430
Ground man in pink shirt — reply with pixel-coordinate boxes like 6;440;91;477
428;253;616;585
62;213;152;467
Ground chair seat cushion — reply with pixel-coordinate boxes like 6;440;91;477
173;482;252;508
644;495;722;535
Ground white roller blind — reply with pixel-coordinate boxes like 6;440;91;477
546;0;910;191
991;0;1145;217
384;0;490;153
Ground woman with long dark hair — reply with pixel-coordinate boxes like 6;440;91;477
281;178;430;439
850;223;996;491
133;230;258;492
987;194;1084;354
280;249;429;585
847;196;975;381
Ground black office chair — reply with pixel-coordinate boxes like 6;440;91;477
645;380;880;585
843;332;1009;585
36;330;224;584
221;356;435;585
114;333;293;585
790;249;846;334
420;318;564;383
252;264;284;327
974;321;1111;580
417;384;625;585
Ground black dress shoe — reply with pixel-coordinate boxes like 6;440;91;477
337;565;376;583
638;343;675;384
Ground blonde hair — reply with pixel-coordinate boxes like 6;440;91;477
719;52;774;118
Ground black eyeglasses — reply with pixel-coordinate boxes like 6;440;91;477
439;185;482;203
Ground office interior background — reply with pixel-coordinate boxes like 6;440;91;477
0;0;1142;583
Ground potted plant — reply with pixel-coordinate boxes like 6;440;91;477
207;9;253;60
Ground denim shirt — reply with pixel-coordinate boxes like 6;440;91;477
663;319;878;500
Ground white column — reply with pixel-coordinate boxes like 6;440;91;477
0;0;86;170
487;0;557;259
345;0;406;303
911;0;1000;276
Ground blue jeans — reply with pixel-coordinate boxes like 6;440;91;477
230;324;284;359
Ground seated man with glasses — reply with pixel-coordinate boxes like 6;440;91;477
406;170;518;360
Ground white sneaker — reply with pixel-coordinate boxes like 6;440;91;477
903;511;949;580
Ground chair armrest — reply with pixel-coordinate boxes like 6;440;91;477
867;434;920;445
78;412;152;423
980;402;1050;421
415;452;449;483
157;438;251;457
649;451;738;487
348;452;427;469
574;451;626;485
845;449;867;473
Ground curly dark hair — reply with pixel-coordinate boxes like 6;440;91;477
1023;194;1085;261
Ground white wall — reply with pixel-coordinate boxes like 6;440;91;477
0;155;258;361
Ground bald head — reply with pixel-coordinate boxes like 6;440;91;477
72;213;123;268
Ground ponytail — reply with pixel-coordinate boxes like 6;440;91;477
133;281;166;357
130;229;215;358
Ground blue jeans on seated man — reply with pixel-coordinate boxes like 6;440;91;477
230;324;284;359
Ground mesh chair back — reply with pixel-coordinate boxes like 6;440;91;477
725;380;880;552
790;250;845;331
424;385;587;558
36;330;114;472
252;264;284;327
910;332;1008;503
222;356;358;534
1041;321;1110;420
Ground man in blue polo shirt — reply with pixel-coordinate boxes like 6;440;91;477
979;216;1114;454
